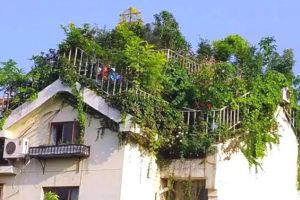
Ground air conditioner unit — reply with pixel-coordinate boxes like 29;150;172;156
3;138;29;159
282;87;290;103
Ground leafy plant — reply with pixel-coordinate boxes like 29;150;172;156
44;191;59;200
0;9;298;187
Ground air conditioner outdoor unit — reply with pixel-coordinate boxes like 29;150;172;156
282;87;290;103
3;138;29;159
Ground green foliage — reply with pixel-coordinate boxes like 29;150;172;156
259;37;295;82
152;11;190;52
213;35;251;62
238;71;287;164
162;62;193;107
0;60;26;88
60;24;166;94
44;191;59;200
197;38;213;61
59;23;105;57
121;35;166;93
0;60;37;106
0;10;298;186
71;88;86;144
108;90;186;156
0;110;11;130
259;37;277;66
193;62;247;107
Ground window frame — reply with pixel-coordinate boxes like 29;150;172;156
49;121;80;145
43;186;79;200
0;184;3;200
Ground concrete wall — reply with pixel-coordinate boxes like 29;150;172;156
0;97;125;200
215;107;300;200
120;145;160;200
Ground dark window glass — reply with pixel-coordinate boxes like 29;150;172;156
51;122;80;145
62;122;73;144
0;184;3;199
0;138;8;165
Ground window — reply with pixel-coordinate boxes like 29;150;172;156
162;179;207;200
51;122;80;145
0;138;8;165
44;187;79;200
0;184;3;200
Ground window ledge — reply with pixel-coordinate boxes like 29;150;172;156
0;165;18;175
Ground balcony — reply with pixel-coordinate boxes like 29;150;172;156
28;144;90;159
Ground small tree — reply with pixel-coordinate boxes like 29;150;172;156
44;191;59;200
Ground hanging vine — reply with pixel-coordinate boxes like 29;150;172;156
0;11;299;190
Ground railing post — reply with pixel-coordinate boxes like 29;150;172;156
74;47;78;66
187;111;190;126
68;49;72;62
212;111;216;132
78;49;83;74
167;49;170;60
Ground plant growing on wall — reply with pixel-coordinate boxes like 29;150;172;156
0;9;299;188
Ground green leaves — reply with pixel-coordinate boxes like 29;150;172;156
122;36;166;93
162;62;193;107
0;11;298;175
44;192;59;200
0;60;38;106
237;71;287;164
153;11;190;52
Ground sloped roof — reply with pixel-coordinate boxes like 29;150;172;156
3;79;133;131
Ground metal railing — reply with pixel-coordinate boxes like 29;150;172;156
182;106;241;134
181;93;249;134
63;47;208;97
64;47;155;99
161;49;202;74
62;47;248;134
28;144;90;159
285;108;295;128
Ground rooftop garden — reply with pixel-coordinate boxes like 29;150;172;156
0;8;299;173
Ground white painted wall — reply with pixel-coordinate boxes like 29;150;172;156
120;145;160;200
0;96;160;200
215;107;300;200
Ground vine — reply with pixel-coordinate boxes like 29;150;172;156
0;110;11;130
0;11;298;191
58;58;87;144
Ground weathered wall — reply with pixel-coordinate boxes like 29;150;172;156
215;107;300;200
0;97;125;200
120;145;160;200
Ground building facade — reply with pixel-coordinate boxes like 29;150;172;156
0;79;299;200
0;80;160;200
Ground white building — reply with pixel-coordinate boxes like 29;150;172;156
0;79;299;200
0;80;160;200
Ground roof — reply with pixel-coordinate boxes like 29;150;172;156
3;79;134;132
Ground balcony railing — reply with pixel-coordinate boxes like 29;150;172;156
60;47;252;135
182;93;250;134
285;108;295;128
28;144;90;159
161;49;203;74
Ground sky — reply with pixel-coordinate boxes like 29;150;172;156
0;0;299;75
